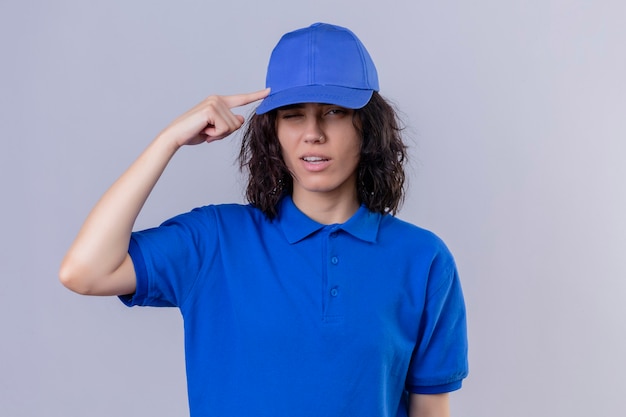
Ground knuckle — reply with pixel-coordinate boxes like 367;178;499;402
214;125;230;136
202;96;221;108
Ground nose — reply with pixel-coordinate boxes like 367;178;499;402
305;134;326;144
303;119;326;144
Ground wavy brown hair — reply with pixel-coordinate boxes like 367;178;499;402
239;92;407;219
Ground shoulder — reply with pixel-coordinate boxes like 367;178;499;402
140;203;270;242
376;214;457;277
163;203;266;227
379;215;450;253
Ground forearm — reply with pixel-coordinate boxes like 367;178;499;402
59;134;179;295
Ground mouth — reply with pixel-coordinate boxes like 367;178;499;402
299;155;331;172
301;156;330;163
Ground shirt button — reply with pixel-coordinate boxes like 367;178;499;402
331;256;339;265
330;231;338;238
330;288;339;297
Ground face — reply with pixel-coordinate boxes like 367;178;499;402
276;103;361;205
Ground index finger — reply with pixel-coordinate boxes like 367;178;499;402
222;88;271;109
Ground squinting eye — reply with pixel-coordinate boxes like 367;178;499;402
280;113;302;119
327;108;346;116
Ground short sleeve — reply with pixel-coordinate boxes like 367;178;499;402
119;206;219;308
406;250;469;394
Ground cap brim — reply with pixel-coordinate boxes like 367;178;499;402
255;85;374;115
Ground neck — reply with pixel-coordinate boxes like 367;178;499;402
291;189;360;225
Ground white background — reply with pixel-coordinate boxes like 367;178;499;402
1;1;625;416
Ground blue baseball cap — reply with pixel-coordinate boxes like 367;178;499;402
255;22;379;115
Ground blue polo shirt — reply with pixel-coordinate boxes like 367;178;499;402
121;196;468;417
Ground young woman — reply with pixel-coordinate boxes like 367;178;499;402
60;23;468;417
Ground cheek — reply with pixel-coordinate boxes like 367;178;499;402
278;140;291;161
278;144;297;173
350;137;363;163
279;147;289;166
275;134;288;159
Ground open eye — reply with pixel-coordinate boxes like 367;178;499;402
325;107;349;117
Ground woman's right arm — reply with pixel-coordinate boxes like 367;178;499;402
59;90;269;296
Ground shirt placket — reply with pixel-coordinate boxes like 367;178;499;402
322;225;344;323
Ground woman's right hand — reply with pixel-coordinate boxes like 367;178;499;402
159;89;270;148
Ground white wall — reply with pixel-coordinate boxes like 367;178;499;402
1;1;624;416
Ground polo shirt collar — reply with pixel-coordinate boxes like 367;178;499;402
277;196;381;244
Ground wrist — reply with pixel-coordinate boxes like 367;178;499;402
153;131;184;156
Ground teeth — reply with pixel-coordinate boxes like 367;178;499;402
303;156;326;162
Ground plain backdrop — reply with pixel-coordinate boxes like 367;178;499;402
1;1;625;416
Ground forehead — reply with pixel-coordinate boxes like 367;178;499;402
276;103;347;111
